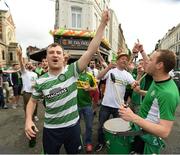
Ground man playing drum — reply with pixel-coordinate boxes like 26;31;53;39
95;53;138;152
119;47;180;154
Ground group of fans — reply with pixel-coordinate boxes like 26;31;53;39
0;9;179;154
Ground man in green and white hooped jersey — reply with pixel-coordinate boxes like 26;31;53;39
119;48;180;154
24;10;110;154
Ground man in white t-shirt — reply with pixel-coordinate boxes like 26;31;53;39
16;49;38;121
87;60;99;78
95;53;136;152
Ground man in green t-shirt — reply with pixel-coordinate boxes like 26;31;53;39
119;48;180;154
77;70;97;153
24;10;110;154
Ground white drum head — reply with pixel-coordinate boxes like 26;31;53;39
104;118;131;133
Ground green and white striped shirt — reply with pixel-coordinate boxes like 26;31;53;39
32;62;80;128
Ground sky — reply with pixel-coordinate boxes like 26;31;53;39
1;0;180;55
110;0;180;53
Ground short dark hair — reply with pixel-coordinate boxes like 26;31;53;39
47;43;64;52
156;49;176;73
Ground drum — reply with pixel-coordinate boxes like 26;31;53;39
103;118;132;154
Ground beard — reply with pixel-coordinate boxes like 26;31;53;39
27;66;33;70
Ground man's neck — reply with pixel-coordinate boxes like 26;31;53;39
153;72;170;82
49;67;64;76
117;66;124;71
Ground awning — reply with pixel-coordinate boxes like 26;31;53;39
28;48;47;62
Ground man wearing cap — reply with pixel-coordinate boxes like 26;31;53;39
95;52;136;152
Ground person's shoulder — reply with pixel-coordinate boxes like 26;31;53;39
110;67;117;72
123;69;133;75
86;71;93;77
32;71;38;76
39;72;49;78
94;68;99;72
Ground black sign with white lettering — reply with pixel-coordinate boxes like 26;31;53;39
55;37;91;50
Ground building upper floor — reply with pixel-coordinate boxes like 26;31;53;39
159;23;180;55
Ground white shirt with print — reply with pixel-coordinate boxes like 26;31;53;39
21;70;38;93
102;68;135;108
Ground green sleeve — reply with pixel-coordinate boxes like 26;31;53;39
159;92;178;121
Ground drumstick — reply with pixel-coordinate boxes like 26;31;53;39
137;38;140;44
110;73;123;105
138;73;147;83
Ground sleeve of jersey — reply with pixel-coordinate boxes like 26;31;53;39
127;72;135;84
73;61;81;78
159;92;178;121
32;81;43;100
101;70;110;80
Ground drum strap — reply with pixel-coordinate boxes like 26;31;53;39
115;130;145;136
131;135;145;154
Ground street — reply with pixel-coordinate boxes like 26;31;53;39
0;96;180;154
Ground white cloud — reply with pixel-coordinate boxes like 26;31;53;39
5;0;55;55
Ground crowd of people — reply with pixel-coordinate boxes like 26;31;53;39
0;9;179;154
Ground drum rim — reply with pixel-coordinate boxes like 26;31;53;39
103;127;145;136
103;127;131;135
103;118;131;135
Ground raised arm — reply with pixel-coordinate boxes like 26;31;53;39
97;49;108;68
97;62;116;80
138;43;149;62
132;40;149;63
16;47;25;72
78;10;110;72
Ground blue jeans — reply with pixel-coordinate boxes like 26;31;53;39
97;105;119;144
0;87;5;108
78;106;94;145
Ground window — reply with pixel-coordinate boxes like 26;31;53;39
56;0;59;10
2;50;5;60
176;33;178;42
0;22;2;40
94;13;98;29
106;28;108;39
10;52;13;61
71;7;82;28
103;0;106;10
176;46;178;53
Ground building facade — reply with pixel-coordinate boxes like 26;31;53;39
158;23;180;70
109;9;118;61
53;0;127;63
0;1;18;67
